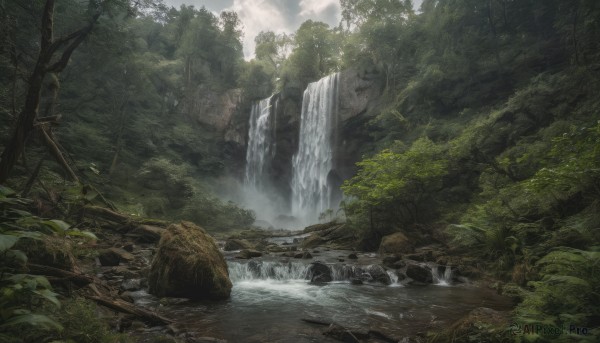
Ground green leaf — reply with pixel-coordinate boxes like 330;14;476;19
32;289;61;307
0;234;18;252
0;185;16;197
6;249;28;264
0;313;63;331
42;220;71;233
65;230;98;240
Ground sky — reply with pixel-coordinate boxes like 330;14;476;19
162;0;423;59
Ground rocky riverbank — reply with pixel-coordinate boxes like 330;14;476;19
34;213;515;343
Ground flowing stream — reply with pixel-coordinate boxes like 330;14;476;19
291;73;339;225
146;257;512;342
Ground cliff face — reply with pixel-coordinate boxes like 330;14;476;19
186;68;383;204
333;68;384;189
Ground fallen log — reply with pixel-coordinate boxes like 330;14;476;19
28;263;93;287
84;294;172;326
82;205;168;228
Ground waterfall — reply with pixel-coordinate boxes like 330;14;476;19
228;261;309;282
431;265;453;286
245;96;275;190
228;261;396;285
291;73;339;225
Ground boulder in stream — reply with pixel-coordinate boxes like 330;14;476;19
308;261;333;283
406;263;433;283
224;238;254;251
148;222;231;300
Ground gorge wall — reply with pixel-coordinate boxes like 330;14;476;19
188;67;384;225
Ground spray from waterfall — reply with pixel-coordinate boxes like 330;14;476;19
291;73;340;226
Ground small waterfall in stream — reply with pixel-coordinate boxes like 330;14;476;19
291;73;340;225
431;265;453;286
245;96;275;190
227;261;400;285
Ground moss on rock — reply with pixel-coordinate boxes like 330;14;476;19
148;222;232;300
379;232;414;255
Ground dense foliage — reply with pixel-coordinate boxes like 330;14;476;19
1;0;599;340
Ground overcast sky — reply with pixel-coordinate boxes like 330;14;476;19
162;0;423;59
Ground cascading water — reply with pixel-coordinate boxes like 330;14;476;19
245;96;275;190
431;265;453;286
291;73;339;225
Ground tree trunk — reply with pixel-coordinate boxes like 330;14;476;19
0;0;99;183
40;126;79;182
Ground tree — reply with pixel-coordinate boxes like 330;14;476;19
342;137;448;232
281;20;341;87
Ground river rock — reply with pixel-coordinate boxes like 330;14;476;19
120;278;142;291
99;247;135;266
148;222;231;300
382;255;402;268
308;261;332;283
348;252;358;259
379;232;414;254
235;249;262;259
365;265;392;285
406;264;433;283
224;238;254;251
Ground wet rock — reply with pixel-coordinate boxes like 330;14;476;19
348;253;358;259
351;278;363;285
406;264;433;283
379;232;414;254
308;261;332;283
110;266;139;279
120;278;142;291
338;258;345;262
267;245;286;253
99;247;135;266
302;223;356;250
120;291;134;303
303;252;313;259
130;225;165;243
235;249;262;259
148;222;231;300
405;250;434;262
123;243;135;252
294;252;304;258
382;255;402;268
366;265;392;285
224;239;254;251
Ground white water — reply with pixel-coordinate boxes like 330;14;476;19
291;73;339;225
431;265;453;286
245;96;274;189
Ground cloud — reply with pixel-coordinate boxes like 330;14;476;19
160;0;347;59
226;0;292;58
224;0;341;59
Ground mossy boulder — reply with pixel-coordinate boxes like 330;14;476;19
16;236;77;271
379;232;414;254
148;222;231;300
